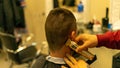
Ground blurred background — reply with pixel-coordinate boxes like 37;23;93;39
0;0;120;68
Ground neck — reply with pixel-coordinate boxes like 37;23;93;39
50;46;71;58
50;50;66;58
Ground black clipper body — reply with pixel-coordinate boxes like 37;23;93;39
66;39;97;64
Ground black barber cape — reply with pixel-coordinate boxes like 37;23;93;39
32;55;70;68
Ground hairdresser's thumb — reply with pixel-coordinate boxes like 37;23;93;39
76;43;87;52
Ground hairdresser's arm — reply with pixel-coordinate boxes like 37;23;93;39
97;30;120;49
75;30;120;52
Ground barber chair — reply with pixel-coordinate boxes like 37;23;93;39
0;32;39;68
112;52;120;68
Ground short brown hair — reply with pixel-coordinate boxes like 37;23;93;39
45;8;76;51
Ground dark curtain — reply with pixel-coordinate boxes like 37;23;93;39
53;0;59;8
63;0;76;7
0;0;26;49
0;0;5;32
13;0;26;28
0;0;26;34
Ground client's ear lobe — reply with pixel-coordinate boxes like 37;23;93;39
70;31;76;40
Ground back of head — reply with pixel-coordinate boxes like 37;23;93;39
45;8;76;51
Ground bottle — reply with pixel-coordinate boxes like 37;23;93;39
78;1;84;12
92;17;102;34
77;1;84;23
102;8;109;32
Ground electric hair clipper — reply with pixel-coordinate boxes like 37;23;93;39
66;39;97;64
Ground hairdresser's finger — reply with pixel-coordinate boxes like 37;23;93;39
66;54;77;64
75;34;86;42
64;57;74;68
83;48;88;51
76;42;89;52
78;60;88;68
61;65;67;68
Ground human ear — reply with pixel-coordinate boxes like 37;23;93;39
70;31;76;41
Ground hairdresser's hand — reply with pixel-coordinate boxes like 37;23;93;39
75;34;98;52
62;54;88;68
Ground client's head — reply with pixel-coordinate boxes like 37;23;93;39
45;8;77;57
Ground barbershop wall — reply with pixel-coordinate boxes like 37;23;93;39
89;0;110;23
24;0;46;49
60;0;110;23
